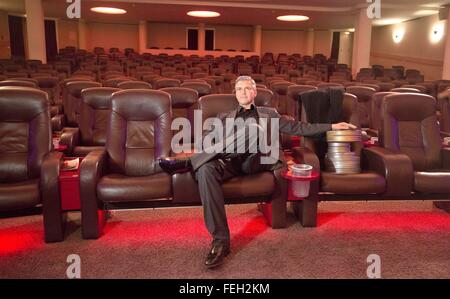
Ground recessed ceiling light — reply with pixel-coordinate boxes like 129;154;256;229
90;7;127;14
277;15;309;22
187;11;220;18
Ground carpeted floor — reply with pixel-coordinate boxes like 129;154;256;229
0;200;449;279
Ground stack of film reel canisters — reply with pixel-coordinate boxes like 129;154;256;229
324;130;362;174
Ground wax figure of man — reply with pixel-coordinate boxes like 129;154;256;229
159;76;356;268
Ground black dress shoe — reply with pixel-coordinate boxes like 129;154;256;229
204;244;230;268
158;157;192;175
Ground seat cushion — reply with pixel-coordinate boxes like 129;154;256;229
414;170;450;193
73;146;105;157
0;179;40;211
222;172;275;199
321;171;386;194
97;173;171;202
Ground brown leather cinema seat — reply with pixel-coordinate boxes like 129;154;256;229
292;89;410;227
64;81;102;127
80;90;173;239
60;87;119;157
382;93;450;196
0;87;65;242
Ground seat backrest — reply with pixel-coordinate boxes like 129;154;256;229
160;87;199;119
194;94;238;137
107;90;172;176
441;95;450;133
287;84;318;120
79;87;119;146
401;84;426;93
378;82;395;92
255;88;274;107
382;93;440;171
358;83;381;92
0;80;36;88
317;83;344;90
171;74;190;83
346;86;377;128
251;74;266;84
0;87;51;183
371;92;396;134
342;92;361;128
35;76;59;105
154;78;181;89
65;81;102;126
180;82;211;97
271;81;295;115
117;81;152;90
104;77;133;88
390;87;421;93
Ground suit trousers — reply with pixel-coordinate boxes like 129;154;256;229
195;158;239;247
191;124;267;246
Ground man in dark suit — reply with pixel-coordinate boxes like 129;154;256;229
159;76;356;268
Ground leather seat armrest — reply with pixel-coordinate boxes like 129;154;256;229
362;147;413;196
60;127;80;156
441;148;450;169
291;146;320;172
80;150;108;239
51;114;65;132
41;151;64;242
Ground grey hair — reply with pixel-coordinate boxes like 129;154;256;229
235;75;257;90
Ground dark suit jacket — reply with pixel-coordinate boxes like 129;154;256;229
190;105;332;172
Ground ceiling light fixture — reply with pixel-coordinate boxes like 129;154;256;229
277;15;309;22
90;7;127;14
187;11;220;18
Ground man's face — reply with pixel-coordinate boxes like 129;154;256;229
235;80;257;107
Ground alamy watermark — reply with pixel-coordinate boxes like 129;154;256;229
171;112;280;164
66;0;81;19
367;0;381;19
66;254;81;278
366;254;381;278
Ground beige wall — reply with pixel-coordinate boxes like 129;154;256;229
261;29;307;56
58;19;78;49
148;22;190;49
214;24;252;51
87;22;138;52
0;11;11;59
260;29;332;57
370;14;446;80
313;30;332;57
147;22;253;51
